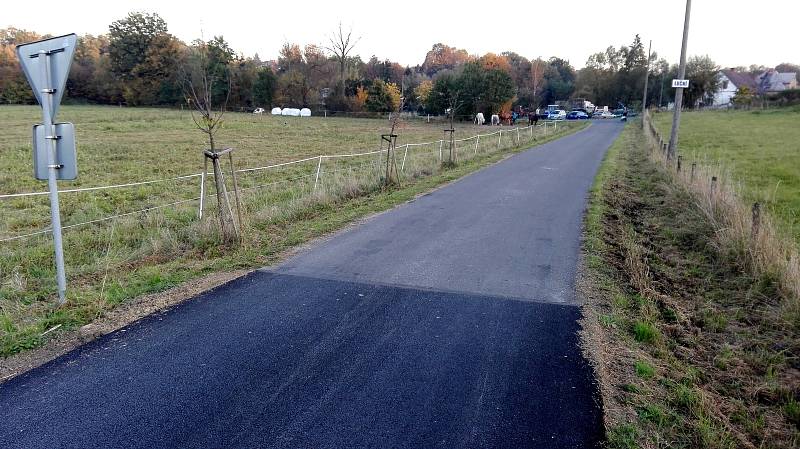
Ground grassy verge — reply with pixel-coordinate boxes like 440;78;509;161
651;107;800;241
0;109;586;358
582;122;800;448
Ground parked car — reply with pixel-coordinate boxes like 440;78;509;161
611;108;627;117
566;111;589;120
547;110;567;120
593;110;616;119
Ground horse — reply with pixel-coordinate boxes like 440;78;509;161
474;112;485;125
499;111;513;126
490;114;500;126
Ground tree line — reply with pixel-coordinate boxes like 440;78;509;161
1;13;739;116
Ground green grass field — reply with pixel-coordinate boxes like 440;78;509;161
0;105;582;357
0;106;511;240
653;107;800;240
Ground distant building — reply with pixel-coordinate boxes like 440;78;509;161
713;68;797;107
756;69;798;94
715;69;757;107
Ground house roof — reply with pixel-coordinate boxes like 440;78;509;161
720;69;756;90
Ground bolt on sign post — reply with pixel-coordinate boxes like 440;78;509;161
16;34;78;305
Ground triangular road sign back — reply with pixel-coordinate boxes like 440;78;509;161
16;34;77;122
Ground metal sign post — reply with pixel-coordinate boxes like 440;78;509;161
16;34;78;305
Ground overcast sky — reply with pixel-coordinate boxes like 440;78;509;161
4;0;798;69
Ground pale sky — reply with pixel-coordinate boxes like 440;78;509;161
4;0;798;69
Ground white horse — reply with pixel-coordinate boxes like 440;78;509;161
474;112;485;125
490;114;500;126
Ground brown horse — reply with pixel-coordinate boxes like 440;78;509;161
499;111;513;126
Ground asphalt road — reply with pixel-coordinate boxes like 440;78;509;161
0;121;623;449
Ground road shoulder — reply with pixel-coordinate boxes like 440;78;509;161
580;122;799;447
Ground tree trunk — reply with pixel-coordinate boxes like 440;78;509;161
340;59;346;94
207;133;236;242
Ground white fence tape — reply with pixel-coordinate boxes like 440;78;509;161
2;121;562;242
0;173;203;199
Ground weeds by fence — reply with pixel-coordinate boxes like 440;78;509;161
642;111;800;319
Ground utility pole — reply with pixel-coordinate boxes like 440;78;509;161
532;56;541;110
667;0;692;159
641;40;652;122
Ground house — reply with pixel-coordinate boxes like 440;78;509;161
713;68;798;107
757;69;798;94
714;69;757;107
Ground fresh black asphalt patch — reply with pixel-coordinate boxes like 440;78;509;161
0;272;602;448
0;121;623;448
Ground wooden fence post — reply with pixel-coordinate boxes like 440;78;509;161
752;202;761;242
677;155;682;173
690;162;696;181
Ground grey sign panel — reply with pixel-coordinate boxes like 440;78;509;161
16;34;77;122
32;122;77;180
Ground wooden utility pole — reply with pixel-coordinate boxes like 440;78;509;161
667;0;692;160
641;40;652;122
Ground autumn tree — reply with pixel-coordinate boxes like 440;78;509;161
0;27;42;104
414;80;433;107
365;79;400;112
479;53;512;73
421;43;470;76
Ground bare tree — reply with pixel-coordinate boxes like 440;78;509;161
184;40;240;242
382;97;404;187
325;23;360;93
444;92;467;166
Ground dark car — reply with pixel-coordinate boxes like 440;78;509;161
566;111;589;120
